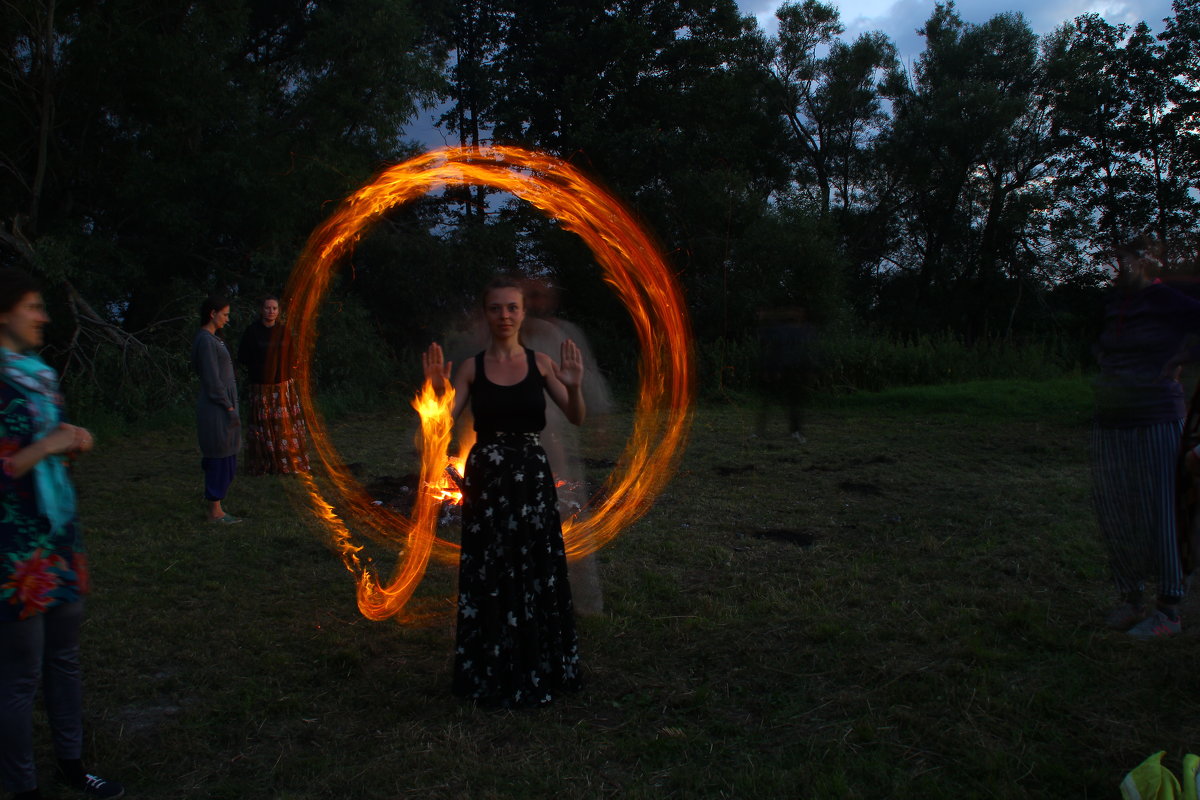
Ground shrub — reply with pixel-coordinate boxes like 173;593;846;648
697;330;1085;396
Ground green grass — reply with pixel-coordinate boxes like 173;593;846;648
699;332;1086;395
48;376;1200;798
818;376;1093;423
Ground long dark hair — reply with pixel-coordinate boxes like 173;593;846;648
199;294;230;327
0;267;41;314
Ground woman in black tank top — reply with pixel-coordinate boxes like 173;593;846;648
422;276;587;708
469;348;546;434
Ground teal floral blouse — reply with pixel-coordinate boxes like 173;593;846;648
0;381;87;621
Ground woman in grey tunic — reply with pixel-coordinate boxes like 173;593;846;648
191;295;241;524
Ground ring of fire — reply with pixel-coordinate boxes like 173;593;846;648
285;145;694;622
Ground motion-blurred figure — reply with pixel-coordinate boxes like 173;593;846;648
0;267;124;799
520;278;612;616
756;306;816;443
1091;236;1200;638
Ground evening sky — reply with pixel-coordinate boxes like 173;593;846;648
408;0;1174;148
737;0;1174;68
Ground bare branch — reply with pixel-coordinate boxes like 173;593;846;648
0;221;36;264
63;280;149;354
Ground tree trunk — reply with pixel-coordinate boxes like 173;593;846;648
29;0;56;235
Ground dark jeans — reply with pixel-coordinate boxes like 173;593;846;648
0;601;84;793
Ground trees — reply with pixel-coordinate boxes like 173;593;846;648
4;0;1197;407
763;0;900;321
2;0;444;302
874;4;1074;337
433;0;793;339
1164;0;1200;196
1046;5;1200;271
0;0;445;410
768;0;898;220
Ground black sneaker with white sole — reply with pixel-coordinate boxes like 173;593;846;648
58;764;125;800
80;773;125;798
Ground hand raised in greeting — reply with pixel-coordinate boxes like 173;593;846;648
422;342;452;393
553;339;584;390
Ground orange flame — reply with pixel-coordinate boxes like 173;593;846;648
284;145;694;621
431;431;473;506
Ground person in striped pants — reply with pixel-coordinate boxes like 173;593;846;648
1092;237;1200;638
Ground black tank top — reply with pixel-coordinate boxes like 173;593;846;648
471;348;547;434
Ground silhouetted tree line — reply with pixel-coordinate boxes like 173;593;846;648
1;0;1198;411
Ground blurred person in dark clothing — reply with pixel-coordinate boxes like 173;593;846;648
756;306;816;443
1091;236;1200;638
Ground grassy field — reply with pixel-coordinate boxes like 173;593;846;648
44;376;1200;798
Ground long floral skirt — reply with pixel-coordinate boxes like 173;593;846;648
245;379;310;475
453;432;581;708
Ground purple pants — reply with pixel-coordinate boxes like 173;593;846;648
201;454;237;501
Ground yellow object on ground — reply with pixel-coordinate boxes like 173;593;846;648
1123;751;1182;800
1181;753;1199;800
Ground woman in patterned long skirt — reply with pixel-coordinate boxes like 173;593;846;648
237;295;309;475
422;276;586;708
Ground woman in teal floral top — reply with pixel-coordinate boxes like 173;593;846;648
0;268;123;799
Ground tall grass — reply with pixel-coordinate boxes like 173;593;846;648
817;331;1084;391
66;313;1090;439
699;330;1086;396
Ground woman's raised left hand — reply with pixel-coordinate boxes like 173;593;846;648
553;339;584;390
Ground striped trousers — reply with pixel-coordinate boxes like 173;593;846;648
1090;420;1185;600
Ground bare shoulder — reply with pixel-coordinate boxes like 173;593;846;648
533;350;555;376
457;355;477;383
